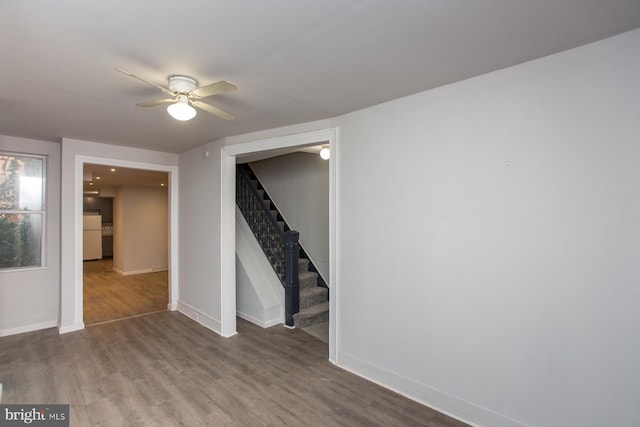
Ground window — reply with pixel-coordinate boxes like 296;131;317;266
0;153;46;269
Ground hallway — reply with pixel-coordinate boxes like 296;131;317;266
83;259;168;325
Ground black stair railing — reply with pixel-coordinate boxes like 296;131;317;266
236;165;300;326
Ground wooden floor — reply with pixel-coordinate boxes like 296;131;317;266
83;259;168;325
0;312;469;426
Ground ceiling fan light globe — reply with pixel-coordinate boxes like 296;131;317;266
320;147;330;160
167;101;197;121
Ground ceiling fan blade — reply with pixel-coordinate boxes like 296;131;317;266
191;81;237;98
191;101;236;120
115;68;175;96
136;98;175;108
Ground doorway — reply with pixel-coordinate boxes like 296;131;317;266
221;128;339;363
82;164;170;325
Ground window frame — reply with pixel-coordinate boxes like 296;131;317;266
0;151;47;271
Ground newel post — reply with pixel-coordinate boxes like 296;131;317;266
284;230;300;327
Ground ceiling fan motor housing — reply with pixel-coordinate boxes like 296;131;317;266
168;75;198;93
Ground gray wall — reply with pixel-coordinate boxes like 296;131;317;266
250;152;329;283
178;140;224;332
113;185;168;274
0;136;60;336
333;29;640;427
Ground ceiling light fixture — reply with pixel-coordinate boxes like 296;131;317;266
167;94;197;121
319;146;330;160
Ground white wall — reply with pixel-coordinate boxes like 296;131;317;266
60;138;178;333
335;29;640;427
177;140;226;333
0;136;60;336
235;207;284;327
113;187;124;269
250;152;330;283
113;185;168;275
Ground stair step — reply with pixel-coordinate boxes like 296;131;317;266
298;258;309;273
299;271;318;289
293;302;329;328
299;286;328;309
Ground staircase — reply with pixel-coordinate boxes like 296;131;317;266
236;163;329;330
294;258;329;328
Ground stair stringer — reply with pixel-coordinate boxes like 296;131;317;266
235;206;284;327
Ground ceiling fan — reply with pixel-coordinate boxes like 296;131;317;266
115;68;237;121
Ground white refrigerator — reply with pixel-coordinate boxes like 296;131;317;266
83;214;103;261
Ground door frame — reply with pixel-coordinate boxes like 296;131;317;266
64;155;178;332
221;128;339;363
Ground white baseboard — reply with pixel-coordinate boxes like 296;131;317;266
58;322;85;334
0;320;58;337
113;266;168;276
237;311;282;328
338;352;525;427
177;301;222;335
167;303;177;311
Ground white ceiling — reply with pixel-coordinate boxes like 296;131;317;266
83;163;168;193
2;1;640;154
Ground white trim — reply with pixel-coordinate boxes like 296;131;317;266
338;352;525;427
0;266;49;274
236;311;282;328
168;165;179;310
220;127;339;362
62;155;179;334
329;127;340;365
73;157;84;327
113;267;168;276
177;301;235;336
220;152;237;337
0;320;58;338
59;321;85;334
224;129;333;157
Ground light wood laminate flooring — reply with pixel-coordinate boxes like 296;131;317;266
0;312;469;426
83;259;168;325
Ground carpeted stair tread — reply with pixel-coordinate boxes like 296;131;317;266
296;302;328;317
293;302;329;328
300;286;327;298
299;271;319;289
299;286;329;309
